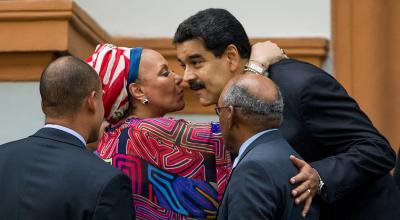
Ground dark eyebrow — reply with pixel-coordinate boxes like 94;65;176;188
188;54;203;60
177;54;203;63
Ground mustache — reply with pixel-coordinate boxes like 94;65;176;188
188;80;206;91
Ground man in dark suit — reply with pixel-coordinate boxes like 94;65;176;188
0;56;135;220
174;8;400;219
216;74;319;220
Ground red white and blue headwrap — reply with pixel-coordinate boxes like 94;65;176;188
86;43;143;124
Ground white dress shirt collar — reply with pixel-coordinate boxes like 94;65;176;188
44;124;86;146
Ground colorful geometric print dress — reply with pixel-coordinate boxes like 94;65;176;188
97;117;232;219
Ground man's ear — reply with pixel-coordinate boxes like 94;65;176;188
224;44;241;72
226;105;235;129
40;100;44;113
128;83;145;101
87;91;97;113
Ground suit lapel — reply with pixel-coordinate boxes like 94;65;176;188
223;130;283;187
31;127;86;149
217;130;283;219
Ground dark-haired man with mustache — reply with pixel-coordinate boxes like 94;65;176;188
174;8;400;220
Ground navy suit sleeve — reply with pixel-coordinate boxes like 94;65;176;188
301;74;395;203
226;160;279;220
92;174;134;220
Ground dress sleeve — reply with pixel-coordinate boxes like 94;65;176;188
210;122;233;201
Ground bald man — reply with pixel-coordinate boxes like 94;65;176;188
216;74;319;220
0;56;134;220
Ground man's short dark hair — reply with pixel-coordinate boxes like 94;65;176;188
173;8;251;59
40;56;100;118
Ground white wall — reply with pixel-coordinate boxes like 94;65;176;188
75;0;331;38
0;83;44;144
75;0;332;73
0;1;331;144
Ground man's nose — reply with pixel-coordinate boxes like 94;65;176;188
182;67;196;83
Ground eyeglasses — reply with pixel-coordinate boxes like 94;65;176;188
215;106;240;116
214;106;230;116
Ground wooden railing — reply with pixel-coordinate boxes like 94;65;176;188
115;37;328;114
0;0;328;115
0;0;110;81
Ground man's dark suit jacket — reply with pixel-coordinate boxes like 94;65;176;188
394;150;400;189
217;130;319;220
0;127;134;220
269;59;400;220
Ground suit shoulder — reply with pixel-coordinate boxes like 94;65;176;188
247;138;299;163
269;59;337;91
73;150;123;178
40;143;124;192
65;149;129;199
0;137;34;155
0;136;31;148
241;139;301;178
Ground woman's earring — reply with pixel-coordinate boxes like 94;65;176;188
142;98;149;105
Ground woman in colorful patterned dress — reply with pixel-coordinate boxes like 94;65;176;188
86;43;283;219
86;44;231;219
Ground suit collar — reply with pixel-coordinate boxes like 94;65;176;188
44;124;86;145
218;130;283;218
235;129;283;167
31;127;86;149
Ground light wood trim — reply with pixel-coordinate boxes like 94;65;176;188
332;0;353;93
0;0;72;12
0;1;329;116
0;52;56;81
0;1;110;53
386;0;400;152
0;0;110;81
115;37;329;114
332;0;400;151
115;37;328;60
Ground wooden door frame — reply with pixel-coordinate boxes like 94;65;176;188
332;0;400;150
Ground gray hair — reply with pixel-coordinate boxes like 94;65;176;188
223;83;284;123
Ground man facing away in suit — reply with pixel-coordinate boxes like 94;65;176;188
0;56;135;220
216;74;319;220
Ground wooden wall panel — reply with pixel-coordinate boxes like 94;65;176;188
115;37;328;70
0;1;329;115
115;37;329;114
333;0;400;150
0;0;111;81
0;52;56;81
386;0;400;151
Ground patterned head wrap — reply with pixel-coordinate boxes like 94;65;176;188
86;43;143;124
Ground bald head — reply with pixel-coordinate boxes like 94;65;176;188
40;56;101;118
238;74;278;102
221;74;284;129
